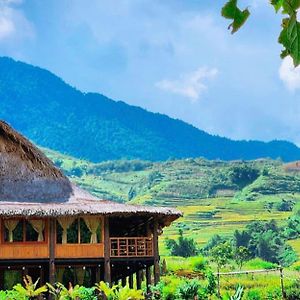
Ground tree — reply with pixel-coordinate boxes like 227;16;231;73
276;198;295;212
221;0;300;66
165;229;198;257
228;164;259;188
234;246;250;270
233;230;251;248
201;234;227;255
210;241;233;271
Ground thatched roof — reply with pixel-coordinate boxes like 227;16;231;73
0;121;72;202
0;121;181;223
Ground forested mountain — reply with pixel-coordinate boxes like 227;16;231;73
1;56;300;162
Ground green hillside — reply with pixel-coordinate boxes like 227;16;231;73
44;148;300;257
44;148;300;205
1;57;300;162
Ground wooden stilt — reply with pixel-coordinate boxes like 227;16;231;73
136;270;142;290
129;273;134;289
104;217;111;286
153;219;160;284
49;218;56;285
95;265;101;283
146;265;151;293
121;276;127;287
39;265;44;285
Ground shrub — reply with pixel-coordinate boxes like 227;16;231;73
13;275;47;299
176;279;200;300
191;257;207;272
276;199;295;212
246;289;262;300
95;281;144;300
266;287;282;300
292;260;300;271
245;258;277;270
165;230;198;257
285;280;300;300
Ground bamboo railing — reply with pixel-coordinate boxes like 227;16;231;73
110;237;153;257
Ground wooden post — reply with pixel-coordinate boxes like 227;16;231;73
49;218;56;285
153;219;160;284
39;265;44;285
136;270;142;290
146;265;151;293
104;217;111;285
279;267;286;299
95;265;101;283
121;276;127;287
129;273;134;289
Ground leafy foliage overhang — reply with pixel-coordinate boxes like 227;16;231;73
221;0;300;66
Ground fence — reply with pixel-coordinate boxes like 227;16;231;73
215;267;285;299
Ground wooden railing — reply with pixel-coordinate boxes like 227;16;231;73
110;237;153;257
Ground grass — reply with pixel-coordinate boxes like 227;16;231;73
161;256;297;298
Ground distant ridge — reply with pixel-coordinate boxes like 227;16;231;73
0;56;299;162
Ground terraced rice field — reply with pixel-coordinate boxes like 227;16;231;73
160;194;300;256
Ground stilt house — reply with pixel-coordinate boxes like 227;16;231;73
0;121;181;289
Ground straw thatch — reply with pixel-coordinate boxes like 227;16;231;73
0;121;182;222
0;121;72;202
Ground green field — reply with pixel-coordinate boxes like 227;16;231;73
44;147;300;259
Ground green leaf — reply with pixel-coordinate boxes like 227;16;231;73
279;15;300;66
270;0;284;12
221;0;250;34
282;0;300;15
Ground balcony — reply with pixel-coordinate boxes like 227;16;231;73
110;237;153;257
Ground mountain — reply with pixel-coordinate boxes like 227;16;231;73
0;56;300;162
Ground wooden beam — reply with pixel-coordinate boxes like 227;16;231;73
121;276;127;287
136;270;142;290
129;273;134;289
95;265;101;283
153;219;160;284
146;265;151;293
104;217;111;285
49;218;56;285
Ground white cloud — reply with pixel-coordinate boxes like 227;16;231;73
279;57;300;91
0;14;14;39
156;67;218;102
0;0;34;42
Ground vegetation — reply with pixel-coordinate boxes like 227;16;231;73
221;0;300;67
1;278;144;300
165;229;198;258
44;149;300;265
42;150;300;206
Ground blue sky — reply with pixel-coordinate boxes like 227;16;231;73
1;0;300;144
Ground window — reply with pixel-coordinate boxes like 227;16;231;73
3;219;46;243
25;221;37;241
56;217;102;244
